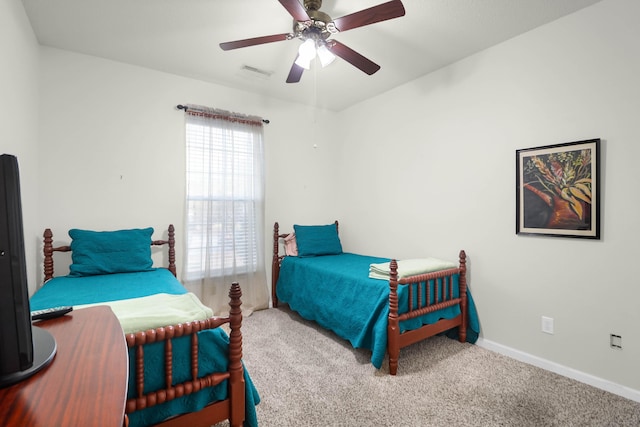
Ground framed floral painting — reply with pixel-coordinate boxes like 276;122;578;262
516;138;600;239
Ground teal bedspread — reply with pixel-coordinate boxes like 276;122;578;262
276;253;479;369
30;269;185;310
30;269;260;427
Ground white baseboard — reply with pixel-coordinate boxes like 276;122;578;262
476;338;640;403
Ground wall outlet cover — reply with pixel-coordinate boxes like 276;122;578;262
541;316;554;334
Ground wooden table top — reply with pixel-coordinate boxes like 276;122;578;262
0;305;128;427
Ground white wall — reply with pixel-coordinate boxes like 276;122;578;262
1;0;40;291
337;0;640;395
18;0;639;401
36;47;340;285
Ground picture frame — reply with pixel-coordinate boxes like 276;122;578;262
516;138;600;239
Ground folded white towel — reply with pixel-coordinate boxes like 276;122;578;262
74;292;214;333
369;258;456;280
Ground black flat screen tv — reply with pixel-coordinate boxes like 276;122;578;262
0;154;56;388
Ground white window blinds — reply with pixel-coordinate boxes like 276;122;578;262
183;106;265;282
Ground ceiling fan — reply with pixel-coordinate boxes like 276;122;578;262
219;0;406;83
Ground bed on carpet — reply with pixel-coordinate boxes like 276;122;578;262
30;225;259;427
272;221;479;375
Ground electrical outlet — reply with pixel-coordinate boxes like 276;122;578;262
610;334;622;349
541;316;554;334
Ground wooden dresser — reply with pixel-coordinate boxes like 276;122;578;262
0;306;128;426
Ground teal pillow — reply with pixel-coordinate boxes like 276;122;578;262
69;227;154;277
293;223;343;257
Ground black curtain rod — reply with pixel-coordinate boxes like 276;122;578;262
176;104;270;124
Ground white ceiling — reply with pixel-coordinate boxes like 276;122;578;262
21;0;601;112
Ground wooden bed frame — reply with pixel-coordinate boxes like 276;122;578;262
43;225;246;427
271;221;468;376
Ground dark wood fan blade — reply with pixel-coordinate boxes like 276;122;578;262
286;59;304;83
328;40;380;75
332;0;405;32
220;33;290;51
278;0;310;21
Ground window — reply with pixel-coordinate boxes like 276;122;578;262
184;107;265;282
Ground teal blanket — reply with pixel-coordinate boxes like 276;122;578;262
30;269;187;309
277;253;479;369
30;269;260;427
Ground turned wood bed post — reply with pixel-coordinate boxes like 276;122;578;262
43;228;71;282
43;228;54;281
387;259;400;376
228;282;245;427
151;224;177;277
272;222;280;308
168;224;176;277
458;250;468;343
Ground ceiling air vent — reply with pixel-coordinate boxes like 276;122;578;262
239;65;273;80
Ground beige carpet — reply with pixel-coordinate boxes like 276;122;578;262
219;306;640;427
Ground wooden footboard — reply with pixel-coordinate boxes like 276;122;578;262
387;251;467;375
126;282;245;427
272;221;468;375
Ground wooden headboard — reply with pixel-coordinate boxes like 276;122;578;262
43;224;176;281
271;220;339;307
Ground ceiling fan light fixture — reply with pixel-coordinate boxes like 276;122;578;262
316;44;336;67
294;55;313;70
298;39;316;59
295;38;316;70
